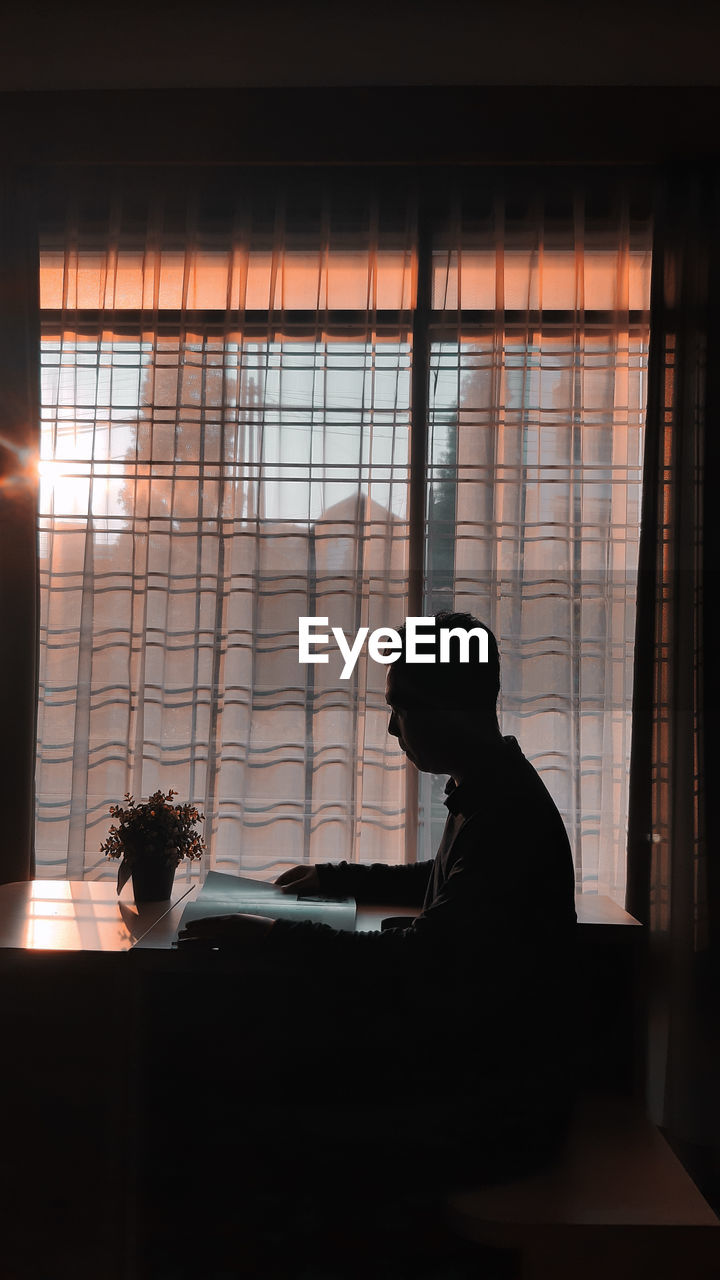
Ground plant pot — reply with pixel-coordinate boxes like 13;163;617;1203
131;859;176;903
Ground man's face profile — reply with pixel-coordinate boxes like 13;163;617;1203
385;664;451;774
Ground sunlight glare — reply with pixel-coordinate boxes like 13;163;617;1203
38;455;92;515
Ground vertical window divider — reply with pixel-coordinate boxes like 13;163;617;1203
405;202;433;863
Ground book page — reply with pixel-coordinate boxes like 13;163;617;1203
176;870;356;934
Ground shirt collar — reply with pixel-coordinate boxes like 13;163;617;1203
443;736;520;818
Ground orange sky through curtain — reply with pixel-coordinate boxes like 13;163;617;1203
40;248;651;313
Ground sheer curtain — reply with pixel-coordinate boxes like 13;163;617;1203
422;177;652;899
627;167;720;1154
34;169;651;897
37;172;413;878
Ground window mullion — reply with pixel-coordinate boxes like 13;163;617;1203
405;208;433;863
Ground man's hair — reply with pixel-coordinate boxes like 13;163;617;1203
394;611;500;712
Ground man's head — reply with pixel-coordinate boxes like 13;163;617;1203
385;612;501;776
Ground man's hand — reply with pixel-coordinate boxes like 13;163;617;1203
176;912;274;949
274;865;322;895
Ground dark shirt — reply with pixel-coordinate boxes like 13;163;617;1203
271;737;574;940
268;736;577;1085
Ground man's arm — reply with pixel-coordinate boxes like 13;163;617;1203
275;859;433;907
267;814;574;972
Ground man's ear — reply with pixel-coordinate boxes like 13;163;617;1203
442;704;472;732
446;704;484;740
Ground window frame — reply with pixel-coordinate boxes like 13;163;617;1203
35;169;653;886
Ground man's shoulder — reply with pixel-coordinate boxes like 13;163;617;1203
445;738;573;869
448;736;552;818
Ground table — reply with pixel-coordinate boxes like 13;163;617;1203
0;879;643;1279
0;879;419;950
0;876;643;1093
0;876;195;950
0;878;640;952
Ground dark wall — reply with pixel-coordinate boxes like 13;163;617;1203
3;1;718;166
3;87;720;167
1;0;719;91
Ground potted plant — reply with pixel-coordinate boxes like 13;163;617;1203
101;789;206;902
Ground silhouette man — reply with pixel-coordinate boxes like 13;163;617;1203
179;612;577;1183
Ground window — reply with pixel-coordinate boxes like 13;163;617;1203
35;172;651;898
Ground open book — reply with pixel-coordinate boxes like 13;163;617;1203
176;870;356;936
